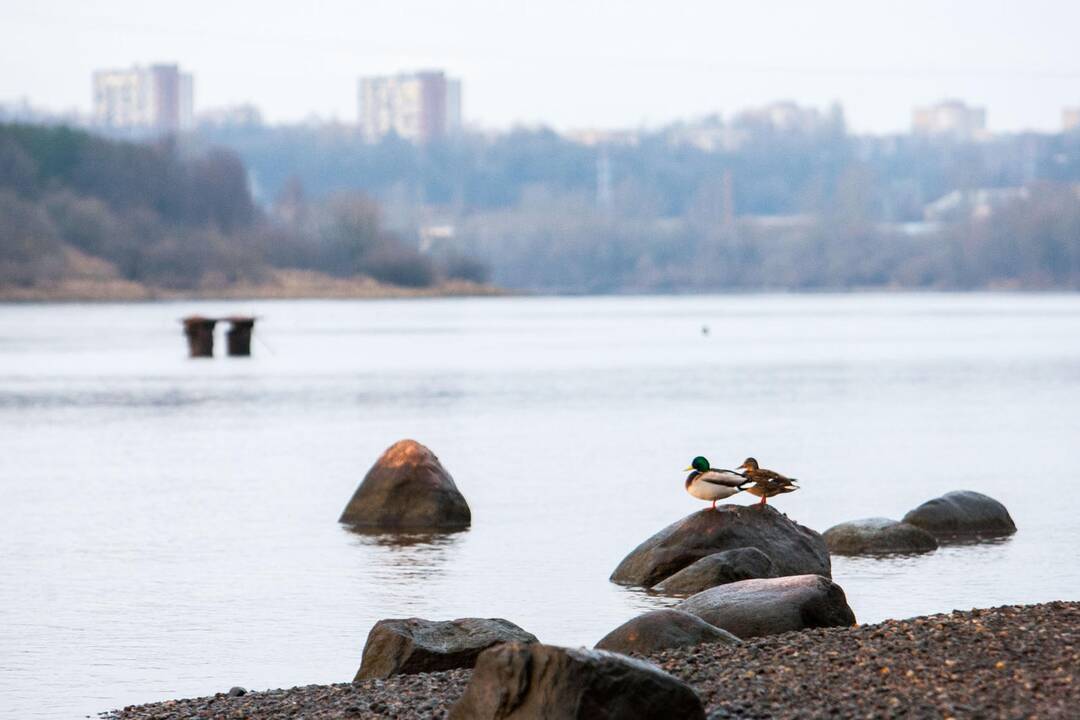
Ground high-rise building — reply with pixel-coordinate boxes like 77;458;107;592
357;70;461;143
1064;108;1080;133
445;77;462;136
92;63;193;134
912;100;986;141
735;101;843;134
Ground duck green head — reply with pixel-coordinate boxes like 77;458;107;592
685;456;710;472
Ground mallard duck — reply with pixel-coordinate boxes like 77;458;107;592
736;457;799;506
684;456;750;510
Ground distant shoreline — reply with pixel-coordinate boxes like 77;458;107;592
0;268;507;303
4;276;1078;303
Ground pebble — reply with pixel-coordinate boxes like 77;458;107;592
104;602;1078;719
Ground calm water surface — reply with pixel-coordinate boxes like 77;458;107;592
1;294;1079;718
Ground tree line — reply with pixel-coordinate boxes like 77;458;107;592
197;117;1080;291
0;123;486;290
4;117;1080;293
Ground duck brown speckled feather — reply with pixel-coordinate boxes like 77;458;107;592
737;457;799;506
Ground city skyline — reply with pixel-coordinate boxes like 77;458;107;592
92;63;193;133
2;1;1079;135
358;70;462;143
9;70;1079;142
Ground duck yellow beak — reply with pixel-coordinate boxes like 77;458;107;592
683;466;694;471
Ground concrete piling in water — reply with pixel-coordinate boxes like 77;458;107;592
182;316;218;358
181;315;257;358
225;317;256;357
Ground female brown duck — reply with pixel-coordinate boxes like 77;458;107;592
736;457;799;506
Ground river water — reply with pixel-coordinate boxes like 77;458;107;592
1;294;1078;718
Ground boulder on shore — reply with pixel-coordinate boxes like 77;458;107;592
594;608;740;655
654;547;776;595
339;439;471;530
448;642;705;720
355;617;537;680
823;517;939;555
677;574;856;639
902;490;1016;538
611;505;830;588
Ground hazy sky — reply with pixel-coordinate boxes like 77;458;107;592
3;0;1078;134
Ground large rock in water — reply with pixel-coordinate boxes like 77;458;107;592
611;505;830;588
654;547;776;595
355;617;537;680
823;517;939;555
339;439;471;530
902;490;1016;538
677;574;856;639
448;643;705;720
594;609;740;655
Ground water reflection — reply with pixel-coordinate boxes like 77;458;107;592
831;549;937;559
834;535;1012;575
342;527;466;584
620;586;682;613
836;552;938;578
932;534;1014;548
343;527;468;548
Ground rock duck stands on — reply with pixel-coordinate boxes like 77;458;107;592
677;574;856;639
823;517;939;555
355;617;537;680
594;609;740;655
611;505;830;589
339;439;471;530
902;490;1017;539
448;642;706;720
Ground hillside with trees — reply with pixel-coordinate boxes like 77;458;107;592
0;123;488;298
198;113;1080;292
4;115;1080;298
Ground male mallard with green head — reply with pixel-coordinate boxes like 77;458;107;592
684;456;750;510
736;457;799;506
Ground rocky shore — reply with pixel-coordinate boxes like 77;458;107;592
106;601;1078;719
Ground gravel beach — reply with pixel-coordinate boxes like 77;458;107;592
106;602;1078;719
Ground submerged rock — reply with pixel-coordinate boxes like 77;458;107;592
902;490;1016;538
448;642;705;720
654;547;776;595
595;608;740;655
355;617;537;680
339;439;471;530
611;505;830;588
677;574;856;639
823;517;939;555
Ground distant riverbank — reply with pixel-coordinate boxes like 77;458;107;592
106;602;1078;719
0;268;506;302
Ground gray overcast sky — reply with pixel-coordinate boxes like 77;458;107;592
3;0;1078;133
